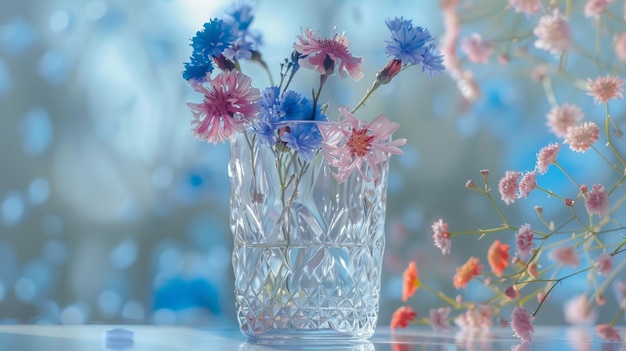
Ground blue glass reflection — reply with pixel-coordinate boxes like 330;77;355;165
20;107;54;156
0;17;36;55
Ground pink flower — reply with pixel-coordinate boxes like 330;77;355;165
498;171;522;205
429;306;451;331
508;0;541;15
536;143;561;174
546;103;584;138
454;305;492;329
402;261;420;302
460;33;493;64
594;253;613;276
615;33;626;61
453;257;483;289
320;107;406;183
505;286;520;300
294;28;364;80
487;240;509;277
585;0;614;18
565;294;597;325
533;9;572;54
432;219;452;255
517;171;537;198
564;121;599;152
596;324;622;342
587;75;625;104
585;184;609;217
550;246;581;268
515;223;534;260
187;70;260;144
391;306;417;330
510;306;534;341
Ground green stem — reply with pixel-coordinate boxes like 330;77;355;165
352;80;381;114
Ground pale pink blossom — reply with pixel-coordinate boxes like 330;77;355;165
594;253;613;276
586;75;625;104
460;33;493;64
596;324;622;342
511;340;532;351
320;107;406;183
454;305;493;330
510;306;534;341
515;223;534;259
429;306;451;331
432;219;452;255
536;143;561;174
546;103;584;138
564;294;597;325
533;9;572;54
564;122;599;152
508;0;541;15
585;0;615;18
585;184;609;217
294;28;363;80
187;70;260;144
498;171;522;205
550;246;581;268
615;33;626;61
517;171;537;198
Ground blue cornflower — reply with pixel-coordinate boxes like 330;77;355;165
279;90;309;120
191;18;236;58
420;44;445;77
280;122;324;161
182;53;213;81
223;37;254;60
251;87;282;145
385;25;432;65
386;17;413;32
224;3;255;32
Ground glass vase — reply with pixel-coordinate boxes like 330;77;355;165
229;127;389;342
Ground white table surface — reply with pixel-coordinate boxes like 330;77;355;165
0;324;622;350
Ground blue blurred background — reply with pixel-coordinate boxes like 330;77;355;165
1;0;625;327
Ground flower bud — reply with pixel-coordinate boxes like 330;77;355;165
376;59;402;85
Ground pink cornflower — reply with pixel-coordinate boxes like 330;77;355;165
586;75;625;104
517;171;537;198
508;0;541;15
429;306;451;331
615;33;626;61
596;324;622;342
594;253;613;276
585;184;609;217
320;107;406;183
546;103;584;138
515;223;534;260
565;294;597;325
536;143;560;174
585;0;614;18
533;9;572;54
294;28;363;80
391;306;417;330
510;306;534;341
498;170;522;205
187;70;260;144
432;219;452;255
550;246;581;268
564;121;599;152
460;33;493;64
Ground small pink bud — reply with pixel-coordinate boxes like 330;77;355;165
498;54;510;65
537;292;547;302
565;198;574;206
376;59;402;85
596;294;606;306
465;180;478;190
534;205;543;214
505;286;520;300
580;184;588;193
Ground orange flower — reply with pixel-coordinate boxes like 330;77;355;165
487;240;510;276
391;306;418;330
402;261;420;301
453;257;483;289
